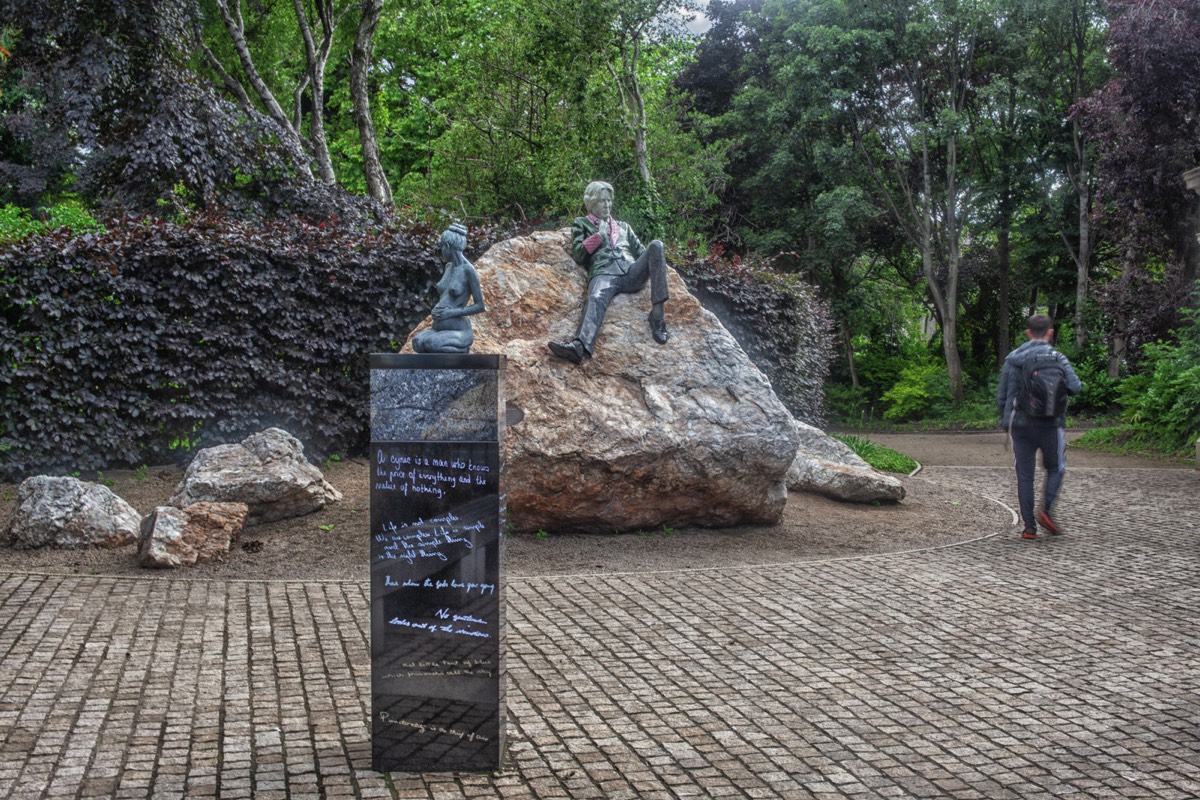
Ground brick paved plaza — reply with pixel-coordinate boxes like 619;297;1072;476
2;465;1198;799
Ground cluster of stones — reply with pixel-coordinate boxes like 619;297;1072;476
2;428;340;569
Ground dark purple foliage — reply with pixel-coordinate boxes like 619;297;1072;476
1078;0;1200;353
0;214;442;480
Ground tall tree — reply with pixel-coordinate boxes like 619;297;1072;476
602;0;699;188
969;0;1041;366
849;0;989;404
202;0;353;185
1080;0;1200;374
1029;0;1107;350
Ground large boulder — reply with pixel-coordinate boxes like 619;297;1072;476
787;418;907;503
170;428;342;526
4;475;141;549
139;502;248;568
404;229;800;533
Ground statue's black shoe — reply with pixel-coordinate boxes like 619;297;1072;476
649;310;669;344
548;339;584;364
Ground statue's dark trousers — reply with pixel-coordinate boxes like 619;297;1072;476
576;241;669;356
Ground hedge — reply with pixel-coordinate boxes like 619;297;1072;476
0;213;442;480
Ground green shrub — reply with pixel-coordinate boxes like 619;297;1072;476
1117;337;1200;454
1064;347;1121;415
881;361;951;421
1072;425;1189;459
0;201;104;243
824;383;871;424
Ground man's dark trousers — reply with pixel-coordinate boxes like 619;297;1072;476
575;241;668;355
1011;423;1067;530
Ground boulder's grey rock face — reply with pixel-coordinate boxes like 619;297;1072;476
138;502;248;568
170;428;342;526
405;229;801;533
786;418;907;503
4;475;141;549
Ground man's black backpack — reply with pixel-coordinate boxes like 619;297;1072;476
1019;349;1070;418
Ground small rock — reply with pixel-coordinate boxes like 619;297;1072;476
786;418;907;503
138;502;248;568
4;475;141;549
170;428;342;525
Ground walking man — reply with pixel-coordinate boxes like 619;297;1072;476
548;180;670;364
997;314;1083;540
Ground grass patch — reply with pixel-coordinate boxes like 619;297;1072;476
1071;425;1195;460
832;434;919;474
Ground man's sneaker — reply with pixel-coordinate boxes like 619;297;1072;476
1021;528;1038;540
1036;509;1060;535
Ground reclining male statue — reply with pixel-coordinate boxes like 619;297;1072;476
547;181;670;364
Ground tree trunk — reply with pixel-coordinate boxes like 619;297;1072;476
350;0;392;205
1108;259;1134;378
1074;126;1092;350
1108;327;1126;378
943;132;965;405
842;321;859;388
613;38;652;187
630;55;651;185
210;0;312;178
996;225;1011;365
292;0;337;185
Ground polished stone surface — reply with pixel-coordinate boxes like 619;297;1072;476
369;355;506;772
370;354;504;443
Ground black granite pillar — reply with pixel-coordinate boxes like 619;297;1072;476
369;353;506;772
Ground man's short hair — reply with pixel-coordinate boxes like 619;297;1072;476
583;181;614;206
1027;314;1053;337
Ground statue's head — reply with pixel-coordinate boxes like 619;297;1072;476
583;181;614;220
440;223;468;260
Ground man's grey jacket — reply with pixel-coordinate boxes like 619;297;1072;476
996;340;1083;430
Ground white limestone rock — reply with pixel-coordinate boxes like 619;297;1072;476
4;475;141;549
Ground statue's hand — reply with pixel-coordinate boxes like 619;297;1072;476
431;305;452;321
582;232;604;254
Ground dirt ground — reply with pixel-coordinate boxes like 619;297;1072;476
1;431;1189;580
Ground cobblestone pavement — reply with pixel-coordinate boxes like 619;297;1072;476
2;466;1198;799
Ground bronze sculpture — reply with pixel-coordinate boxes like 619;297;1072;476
412;223;485;354
548;181;669;364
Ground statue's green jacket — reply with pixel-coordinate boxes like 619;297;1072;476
571;216;646;280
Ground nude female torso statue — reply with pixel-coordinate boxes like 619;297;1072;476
412;223;485;354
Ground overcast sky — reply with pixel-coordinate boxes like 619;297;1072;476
682;1;713;35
